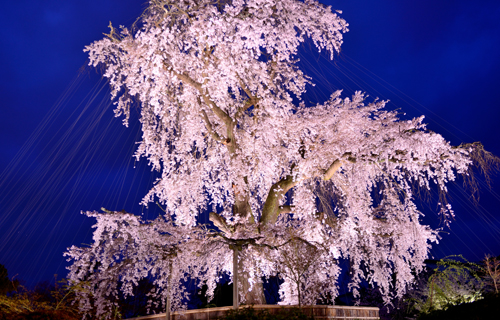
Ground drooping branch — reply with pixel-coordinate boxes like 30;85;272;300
462;142;500;186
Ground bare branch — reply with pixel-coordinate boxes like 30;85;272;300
235;73;260;118
165;64;233;126
165;64;237;152
200;108;224;143
278;205;294;215
209;212;232;234
323;159;342;181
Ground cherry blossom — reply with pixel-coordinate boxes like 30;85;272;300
66;1;489;318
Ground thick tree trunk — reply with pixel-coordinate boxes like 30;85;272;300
228;190;267;305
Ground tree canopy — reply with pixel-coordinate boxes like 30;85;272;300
65;1;493;318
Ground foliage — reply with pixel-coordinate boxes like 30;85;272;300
216;306;314;320
404;256;483;316
65;210;224;318
273;230;336;307
0;263;20;296
66;0;494;318
0;275;81;320
354;256;489;319
417;293;500;320
0;264;11;295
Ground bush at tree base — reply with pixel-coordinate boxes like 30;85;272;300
417;293;500;320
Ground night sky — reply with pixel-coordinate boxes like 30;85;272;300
1;0;499;289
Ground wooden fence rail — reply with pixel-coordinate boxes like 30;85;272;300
127;304;380;320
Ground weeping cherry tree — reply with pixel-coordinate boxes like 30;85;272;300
65;0;496;318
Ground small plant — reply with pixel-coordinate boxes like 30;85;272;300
483;255;500;294
0;270;82;320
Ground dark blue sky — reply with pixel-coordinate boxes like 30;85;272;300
1;0;499;288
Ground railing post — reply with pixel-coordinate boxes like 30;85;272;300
165;295;170;320
232;246;239;310
166;261;172;320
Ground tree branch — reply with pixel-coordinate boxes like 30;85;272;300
209;212;232;235
235;73;260;118
165;64;233;125
165;64;237;152
323;159;342;181
278;205;294;215
260;157;346;227
200;108;225;143
260;176;298;226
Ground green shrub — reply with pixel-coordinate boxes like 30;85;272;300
417;293;500;320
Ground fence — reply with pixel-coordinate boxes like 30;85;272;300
127;304;380;320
